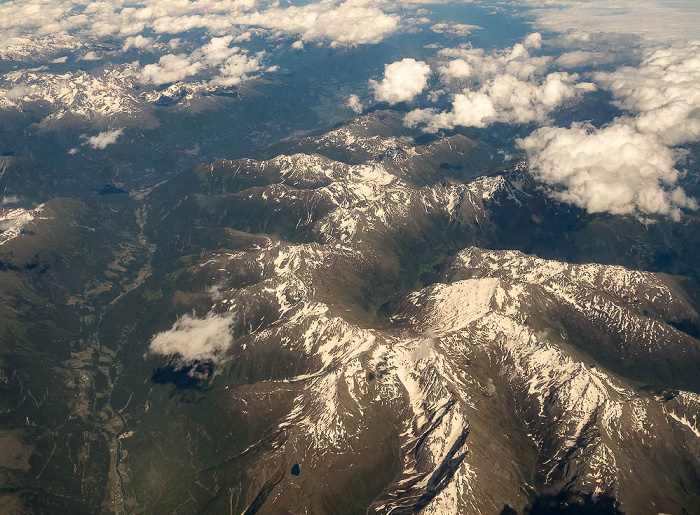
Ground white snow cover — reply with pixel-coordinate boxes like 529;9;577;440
154;135;700;512
0;205;47;245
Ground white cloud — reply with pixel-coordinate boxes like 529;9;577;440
141;36;264;87
84;128;124;149
78;50;101;61
0;0;401;74
554;50;614;68
210;52;262;86
592;42;700;146
398;32;699;220
430;22;481;37
238;1;400;46
139;36;263;86
1;195;20;205
406;36;595;131
150;312;235;364
437;58;471;80
520;0;700;42
347;94;363;113
405;92;495;130
123;35;154;52
0;0;258;45
523;32;542;50
514;40;700;220
140;53;202;85
518;123;697;220
437;38;552;81
427;89;443;102
202;36;263;85
200;36;239;66
370;58;431;104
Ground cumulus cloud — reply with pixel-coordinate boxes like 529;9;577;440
205;39;264;86
430;22;481;37
592;42;700;146
238;0;400;46
123;35;154;52
397;33;698;220
523;32;542;50
406;36;595;131
212;53;262;86
0;0;253;44
437;58;471;80
370;58;431;104
3;0;395;48
514;40;700;220
139;36;262;86
150;312;235;364
84;128;123;149
78;51;101;61
0;0;402;92
140;54;202;85
437;39;552;81
518;123;697;220
347;94;363;114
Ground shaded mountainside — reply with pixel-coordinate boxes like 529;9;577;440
0;196;153;513
1;112;699;513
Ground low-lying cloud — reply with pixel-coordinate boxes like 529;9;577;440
140;36;263;86
239;0;400;46
141;54;203;85
404;35;595;131
519;123;697;220
430;22;481;37
150;312;236;364
387;32;698;220
347;94;363;114
370;58;431;104
593;41;700;146
518;39;700;220
84;128;123;149
405;72;594;131
0;0;402;51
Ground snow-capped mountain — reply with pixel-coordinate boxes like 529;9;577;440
0;111;698;513
111;114;699;513
0;62;243;129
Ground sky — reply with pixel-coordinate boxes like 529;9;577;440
0;0;699;219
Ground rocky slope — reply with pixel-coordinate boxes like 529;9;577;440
111;115;700;513
1;112;699;514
